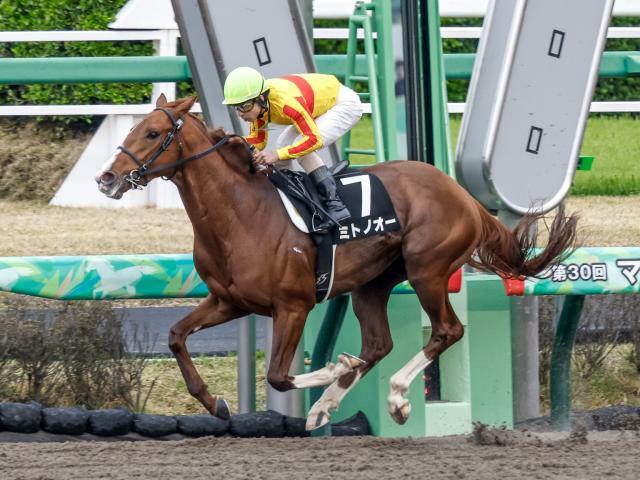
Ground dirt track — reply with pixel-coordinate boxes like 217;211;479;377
0;430;638;480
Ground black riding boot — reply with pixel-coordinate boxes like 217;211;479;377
310;165;351;231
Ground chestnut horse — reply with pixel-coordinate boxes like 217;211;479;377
96;95;577;429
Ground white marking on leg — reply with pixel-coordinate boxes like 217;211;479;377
387;350;432;424
292;353;364;389
306;370;363;430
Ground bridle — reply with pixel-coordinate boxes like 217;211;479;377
116;107;255;190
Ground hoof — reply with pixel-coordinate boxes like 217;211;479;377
306;410;331;431
389;400;411;425
215;398;230;420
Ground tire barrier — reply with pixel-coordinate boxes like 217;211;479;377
0;402;370;440
43;407;90;435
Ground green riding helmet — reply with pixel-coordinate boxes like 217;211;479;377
222;66;268;105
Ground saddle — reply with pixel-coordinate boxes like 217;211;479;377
268;160;349;236
266;161;401;303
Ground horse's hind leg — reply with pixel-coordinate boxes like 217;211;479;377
387;272;464;425
306;259;405;430
169;294;247;419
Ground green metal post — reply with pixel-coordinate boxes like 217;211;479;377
550;295;586;430
361;13;386;162
372;0;397;160
341;1;395;163
424;0;455;176
341;11;363;161
401;0;453;175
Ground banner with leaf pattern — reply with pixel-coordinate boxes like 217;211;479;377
0;248;638;300
0;254;207;300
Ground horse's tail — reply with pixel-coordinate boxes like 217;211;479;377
468;202;579;279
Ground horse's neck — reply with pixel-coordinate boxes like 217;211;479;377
177;157;237;228
172;134;262;257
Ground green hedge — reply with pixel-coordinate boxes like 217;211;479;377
443;16;640;103
0;0;154;126
0;4;638;118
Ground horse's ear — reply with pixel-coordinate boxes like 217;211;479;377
173;96;198;117
155;93;168;107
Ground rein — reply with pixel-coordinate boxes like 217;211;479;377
117;107;254;190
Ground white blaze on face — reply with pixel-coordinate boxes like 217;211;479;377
95;149;121;181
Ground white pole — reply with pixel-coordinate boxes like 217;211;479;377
152;29;178;102
237;315;257;413
499;209;540;422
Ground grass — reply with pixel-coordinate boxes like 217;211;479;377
347;114;640;196
141;355;268;415
0;337;636;416
340;115;376;165
573;116;640;195
539;344;640;414
136;345;639;416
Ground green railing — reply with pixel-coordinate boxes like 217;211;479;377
0;254;457;300
506;247;640;296
0;254;205;300
0;52;637;85
1;248;637;300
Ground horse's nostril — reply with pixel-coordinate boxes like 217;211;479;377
100;171;116;186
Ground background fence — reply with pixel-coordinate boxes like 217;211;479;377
0;0;638;117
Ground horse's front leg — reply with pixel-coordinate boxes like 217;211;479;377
268;301;366;431
306;261;402;430
169;294;247;419
291;353;366;389
266;302;317;392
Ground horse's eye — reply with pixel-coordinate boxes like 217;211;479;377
147;131;160;139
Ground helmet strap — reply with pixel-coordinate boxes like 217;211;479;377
257;91;270;117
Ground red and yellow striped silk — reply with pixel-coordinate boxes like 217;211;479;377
244;74;341;159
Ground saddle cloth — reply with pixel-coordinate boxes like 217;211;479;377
267;167;401;303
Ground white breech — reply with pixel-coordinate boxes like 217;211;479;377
276;84;363;174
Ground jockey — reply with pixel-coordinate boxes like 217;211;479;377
222;66;363;230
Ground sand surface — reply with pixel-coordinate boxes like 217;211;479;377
0;429;638;480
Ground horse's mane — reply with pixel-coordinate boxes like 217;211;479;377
182;111;253;174
178;110;226;144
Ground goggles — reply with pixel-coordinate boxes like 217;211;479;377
234;100;256;113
